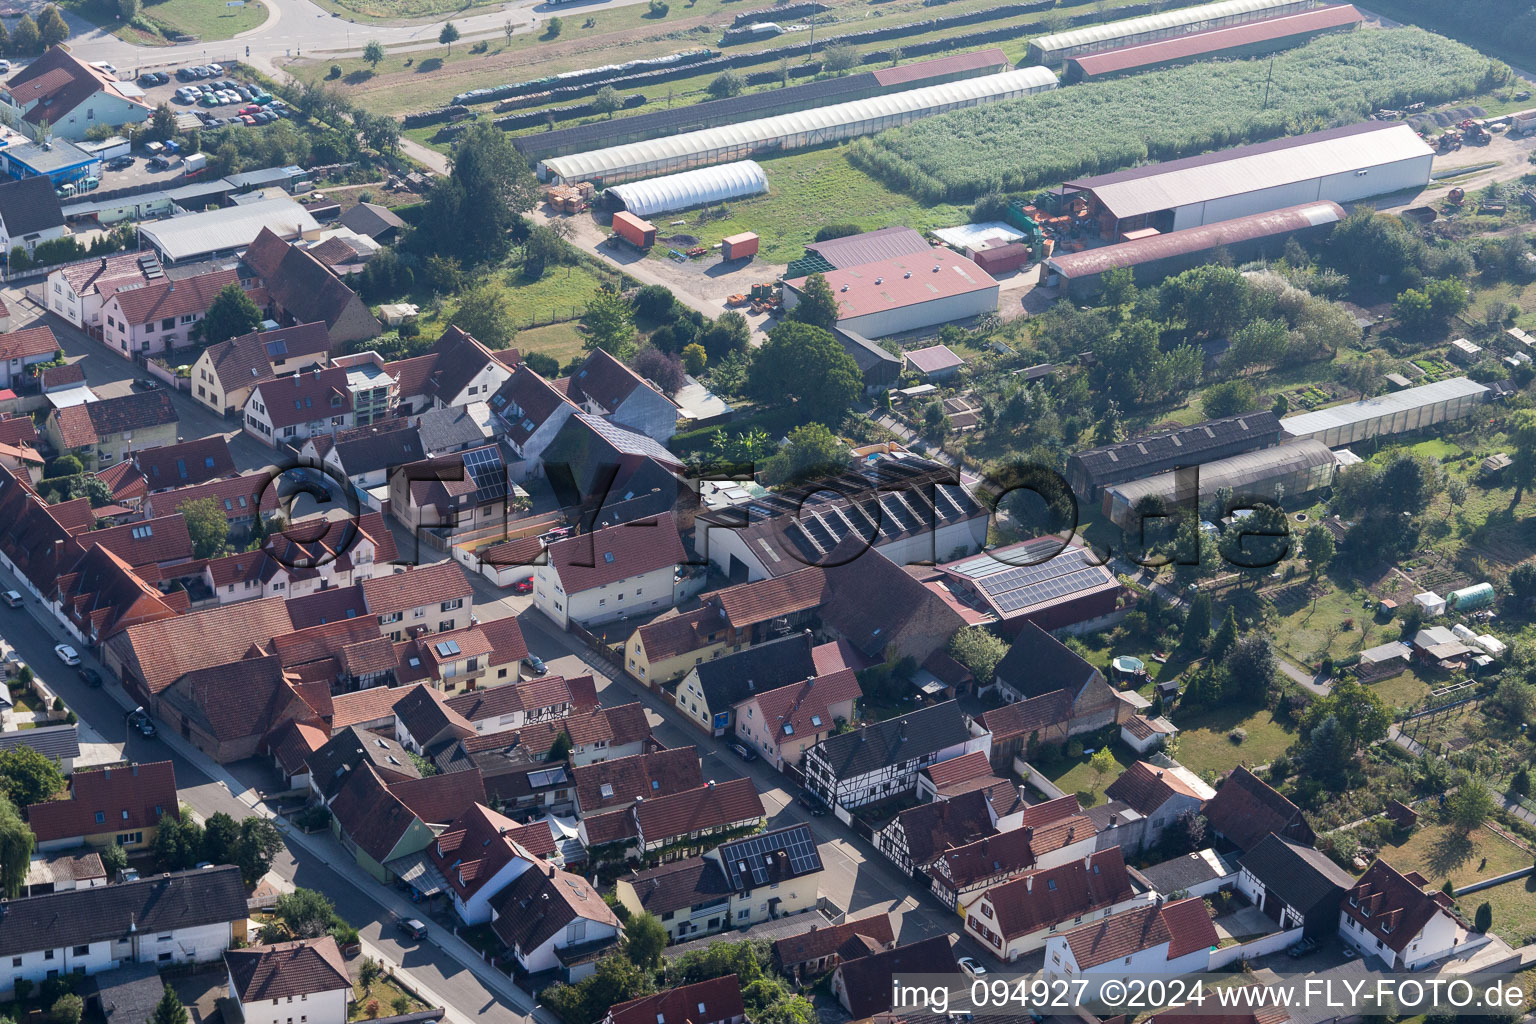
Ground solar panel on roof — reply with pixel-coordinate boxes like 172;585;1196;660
462;446;507;505
718;825;821;886
266;338;288;358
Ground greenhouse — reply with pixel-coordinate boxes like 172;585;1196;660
1027;0;1316;64
1100;439;1337;530
540;67;1059;185
608;161;769;217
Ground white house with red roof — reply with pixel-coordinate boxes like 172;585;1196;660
1043;897;1220;993
243;368;354;449
427;803;546;924
0;324;59;389
732;667;861;771
99;267;239;357
533;513;685;629
1340;859;1485;970
46;250;164;330
965;846;1151;961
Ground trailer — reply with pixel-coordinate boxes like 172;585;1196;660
612;210;656;249
721;232;759;260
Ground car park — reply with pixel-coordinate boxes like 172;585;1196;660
54;644;81;666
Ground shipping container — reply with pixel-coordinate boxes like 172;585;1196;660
973;242;1029;275
613;211;657;248
722;232;760;260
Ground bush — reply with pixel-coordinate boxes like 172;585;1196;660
1228;728;1248;745
813;223;861;242
1066;739;1083;758
49;994;82;1024
328;64;342;79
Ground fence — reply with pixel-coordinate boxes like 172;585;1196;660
565;620;627;679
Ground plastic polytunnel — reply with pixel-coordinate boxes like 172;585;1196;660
608;161;769;218
1029;0;1314;62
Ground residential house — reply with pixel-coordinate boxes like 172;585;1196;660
533;513;685;629
734;667;861;771
445;670;590;737
394;616;529;694
306;419;423;500
877;789;996;877
831;936;958;1020
489;861;620;978
0;725;80;775
26;761;178;852
572;748;702;818
926;796;1099;913
802;700;985;811
489;364;577;481
470;702;652;776
241;228;380;348
133;436;234;491
629;777;765;860
393;685;476;755
0;866;248;997
964;847;1147;961
771;914;895;980
0;176;65;255
21;849;106;896
45;250;164;331
1203;766;1316;853
562;348;678;443
100;266;240;357
1042;898;1220;995
305;725;419;806
191;322;332;417
538;413;684;526
141;473;278;542
224;937;352;1024
422;327;510;410
1139;849;1235;900
46;391;179;469
157;655;313;762
1237;833;1355;940
361;560;474;640
1103;762;1215;851
51;543;178;650
386;444;510;543
676;632;817;737
1340;860;1485;970
604;976;742;1024
102;595;294;708
0;325;58;389
199;511;398;606
0;48;150;140
426;803;548;925
414;402;492;456
74;513;194;572
614;824;823;942
328;763;485;882
624;608;729;688
976;623;1136;772
243;368;354;449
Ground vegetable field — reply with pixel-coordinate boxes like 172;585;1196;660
847;28;1507;202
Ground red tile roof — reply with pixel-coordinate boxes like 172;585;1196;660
633;607;714;662
0;325;57;363
835;936;957;1018
1203;766;1313;851
76;513;193;568
983;847;1135;940
749;668;861;747
134;436;236;489
922;750;991;791
143;473;278;523
389;769;485;825
1104;761;1209;814
565;348;671;415
1062;897;1217;968
711;567;828;628
27;761;178;843
773;914;896;969
491;859;618;957
547;513;684;594
227;937;351;1003
52;391;178;449
361;560;472;615
785;251;996;321
252;368;352;429
269;718;329;776
609;976;743;1024
162;654;310;747
633;777;764;845
573;748;701;814
330;685;411;731
106;268;238;326
429;802;540;902
115;597;293;694
1342;859;1457;954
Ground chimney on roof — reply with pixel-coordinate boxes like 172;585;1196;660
548;863;555;877
1025;874;1032;893
1108;812;1118;827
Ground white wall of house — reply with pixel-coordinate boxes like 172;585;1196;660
437;363;510;410
1;939;115;997
1339;908;1480;970
1044;931;1211;995
534;563;677;630
968;890;1154;962
454;857;535;926
231;979;350;1024
1;219;64;257
512;918;619;975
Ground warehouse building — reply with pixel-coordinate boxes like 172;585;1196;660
1027;0;1315;65
782;249;999;339
1066;411;1283;500
1064;4;1362;80
512;48;1011;164
1061;122;1432;241
607;160;768;217
138;198;320;263
785;225;935;279
539;67;1059;185
1279;377;1488;448
1047;201;1346;298
931;537;1125;635
1101;439;1336;530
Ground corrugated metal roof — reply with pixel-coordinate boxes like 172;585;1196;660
1066;122;1431;221
542;67;1058;182
1049;201;1344;277
871;47;1010;87
1031;0;1309;57
1279;377;1489;437
785;250;997;319
609;160;767;217
140;197;320;261
1105;439;1335;506
1069;4;1363;76
807;225;933;268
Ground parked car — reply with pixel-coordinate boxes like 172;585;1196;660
128;706;156;737
147;156;170;171
958;957;987;979
1287;938;1318;958
176;68;197;81
153;72;170;85
240;114;256;126
53;643;81;666
77;667;102;688
0;61;12;73
395;917;428;940
105;156;134;171
2;591;21;609
797;790;826;816
131;378;162;391
512;576;533;594
138;72;158;86
78;177;100;193
207;62;224;74
729;741;757;761
521;654;548;677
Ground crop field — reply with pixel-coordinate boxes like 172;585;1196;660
847;27;1505;202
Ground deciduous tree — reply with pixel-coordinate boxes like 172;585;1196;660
0;795;33;897
747;321;860;423
363;40;385;68
274;888;336;938
200;282;261;345
622;913;666;969
178;497;229;560
451;284;517;350
0;746;63;808
582;287;636;357
37;6;67;48
785;272;839;331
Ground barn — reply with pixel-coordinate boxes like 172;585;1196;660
1047;201;1346;298
782;250;999;339
1061;122;1433;241
1064;4;1363;81
1027;0;1315;65
539;67;1059;185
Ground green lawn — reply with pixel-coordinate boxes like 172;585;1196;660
1268;578;1384;670
1377;820;1530;891
62;0;267;41
1461;877;1536;946
350;974;427;1021
412;260;625;341
1368;668;1434;713
1041;742;1135;808
1168;703;1294;778
635;144;967;265
513;322;588;368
